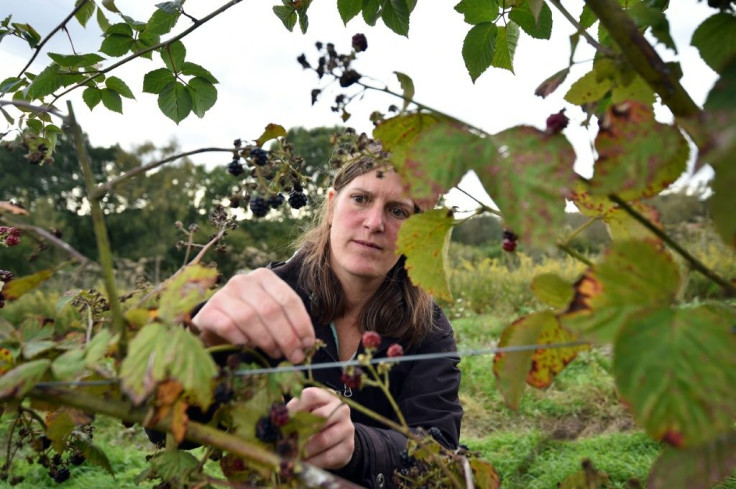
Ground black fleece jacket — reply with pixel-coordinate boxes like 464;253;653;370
269;254;463;488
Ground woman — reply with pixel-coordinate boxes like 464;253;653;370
193;147;462;488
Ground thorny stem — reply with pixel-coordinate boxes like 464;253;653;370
67;101;127;357
11;0;91;84
608;194;736;297
50;0;244;106
26;386;364;489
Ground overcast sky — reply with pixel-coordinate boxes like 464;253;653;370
1;0;718;210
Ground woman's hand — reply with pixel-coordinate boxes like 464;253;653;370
192;268;315;364
287;387;355;470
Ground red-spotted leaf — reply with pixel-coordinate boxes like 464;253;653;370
591;101;689;200
157;264;218;324
0;359;50;399
604;201;663;244
561;239;681;343
2;269;54;300
526;316;585;389
119;323;170;404
569;180;615;217
255;123;287;148
648;430;736;489
477;125;577;246
531;273;574;310
373;112;445;176
614;304;736;447
0;348;13;374
396;209;455;301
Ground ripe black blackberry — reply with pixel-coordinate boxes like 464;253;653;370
52;467;70;483
249;148;268;166
213;382;234;404
339;69;361;87
255;416;282;443
249;197;270;218
288;191;308;210
352;33;368;52
268;193;285;208
227;159;244;177
269;402;290;427
69;451;85;466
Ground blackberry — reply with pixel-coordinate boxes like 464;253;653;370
249;197;270;218
69;451;85;466
287;192;308;210
269;402;290;427
227;159;244;177
352;33;368;53
339;69;362;87
502;239;517;252
52;454;63;466
268;193;285;209
546;109;569;134
502;229;518;241
5;235;20;246
293;182;303;193
340;368;363;390
255;416;282;443
399;449;415;467
249;148;268;166
52;467;70;483
213;382;234;404
361;331;381;350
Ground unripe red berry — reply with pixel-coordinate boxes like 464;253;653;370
352;33;368;53
269;402;290;427
361;331;381;350
546;109;569;134
502;239;517;252
387;343;404;358
340;368;363;389
5;235;20;247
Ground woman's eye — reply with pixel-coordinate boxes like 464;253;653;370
390;207;410;219
352;194;368;204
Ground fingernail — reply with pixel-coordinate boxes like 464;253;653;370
291;349;305;364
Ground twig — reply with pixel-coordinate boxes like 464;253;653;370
455;186;503;218
1;218;95;266
0;100;66;120
561;216;599;245
547;0;613;56
556;242;594;267
13;0;92;83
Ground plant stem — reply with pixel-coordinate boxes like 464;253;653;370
556;242;594;267
12;0;92;83
608;194;736;297
561;216;599;245
26;386;363;489
0;217;95;266
0;100;66;120
67;101;127;356
364;362;407;428
546;0;612;55
455;186;503;218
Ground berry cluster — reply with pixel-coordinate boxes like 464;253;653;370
502;229;518;253
249;196;270;218
249;148;269;166
0;226;21;247
340;367;364;390
287;191;307;210
255;402;292;444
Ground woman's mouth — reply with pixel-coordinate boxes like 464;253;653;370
353;239;383;250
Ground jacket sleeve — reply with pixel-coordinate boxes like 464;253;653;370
335;309;463;488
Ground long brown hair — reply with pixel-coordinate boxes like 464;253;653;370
294;150;435;348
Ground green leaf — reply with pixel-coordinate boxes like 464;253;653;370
186;77;217;118
614;304;736;446
0;77;25;93
22;339;55;359
74;0;96;27
579;5;597;29
0;359;50;399
157;265;218;324
531;273;574;310
297;8;309;34
147;3;181;35
564;68;613;106
648;430;736;489
691;13;736;74
338;0;362;24
26;64;63;99
478;126;576;246
604;201;663;243
99;23;134;57
51;349;86;381
102;0;119;13
255;123;287;147
85;329;115;367
46;410;75;453
591;101;689;200
2;269;54;301
74;439;114;475
362;0;381;26
611;73;655;105
96;7;111;31
47;52;105;68
143;68;176;93
382;0;411;37
100;88;122;113
273;5;297;31
157;81;192;124
12;23;41;49
394;71;414;110
491;23;519;73
119;324;170;404
462;22;498;82
105;75;135;99
454;0;498;25
396;209;455;301
181;62;218;84
710;161;736;249
150;451;199;480
561;240;681;342
26;118;42;133
373;112;444;171
167;327;218;409
628;1;676;53
82;87;102;109
161;41;186;72
509;1;552;40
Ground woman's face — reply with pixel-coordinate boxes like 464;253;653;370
327;168;415;287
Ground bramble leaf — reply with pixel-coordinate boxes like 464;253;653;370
51;349;86;381
255;123;287;147
0;77;25;93
691;13;736;73
100;23;134;57
100;88;122;113
491;23;519;73
167;327;218;409
591;101;688;200
26;64;64;99
186;77;217;118
147;1;181;35
157;264;218;324
394;71;414;110
373;112;444;172
382;0;412;37
509;1;552;40
150;450;198;480
710;161;735;249
0;359;50;399
273;5;297;31
337;0;362;24
526;318;584;389
362;0;380;26
73;438;114;475
564;68;613;106
143;68;176;94
106;76;135;99
157;81;192;124
561;239;681;342
161;40;186;72
120;324;170;404
96;7;111;31
74;0;96;27
181;62;218;84
531;273;574;310
478;125;577;246
604;201;663;243
47;52;105;68
614;304;736;446
396;209;455;301
462;22;498;82
46;409;75;452
454;0;498;25
2;269;54;301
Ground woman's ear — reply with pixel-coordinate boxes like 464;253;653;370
326;188;336;225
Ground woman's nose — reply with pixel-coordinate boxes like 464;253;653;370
363;205;384;232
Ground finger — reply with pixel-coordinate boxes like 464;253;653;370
303;415;354;469
193;306;249;346
257;269;315;349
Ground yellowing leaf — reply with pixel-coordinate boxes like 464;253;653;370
373;112;444;174
604;202;663;243
255;123;286;147
166;327;218;409
0;347;13;374
0;359;50;399
396;209;455;301
157;265;218;324
119;323;170;404
2;269;54;300
531;273;574;310
527;318;585;388
46;409;75;453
